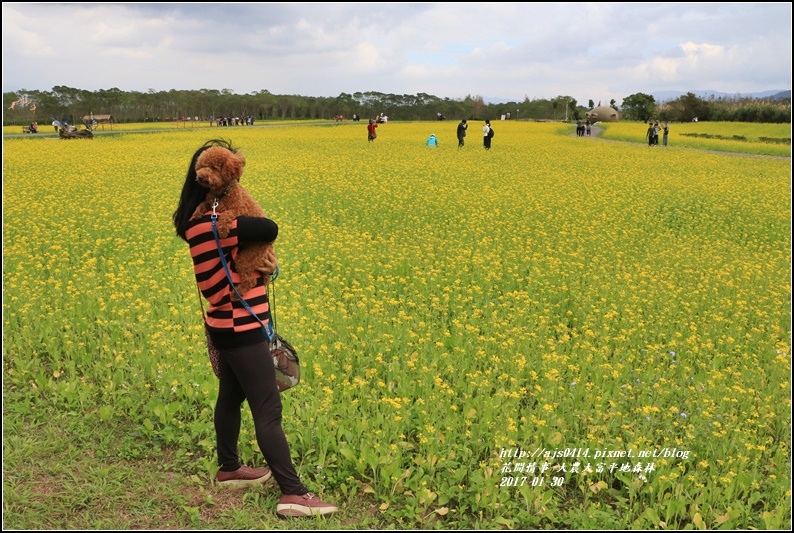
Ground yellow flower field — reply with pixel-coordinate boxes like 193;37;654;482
2;121;791;529
600;120;791;156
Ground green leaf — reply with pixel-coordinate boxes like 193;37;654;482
762;511;781;530
339;446;356;462
643;507;661;526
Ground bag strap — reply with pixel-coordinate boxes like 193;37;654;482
196;282;207;321
269;279;278;332
210;211;275;341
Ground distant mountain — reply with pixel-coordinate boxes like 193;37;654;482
652;89;790;102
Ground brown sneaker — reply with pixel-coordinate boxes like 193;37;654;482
277;492;338;517
216;465;272;487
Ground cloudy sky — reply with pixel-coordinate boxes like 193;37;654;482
2;3;791;104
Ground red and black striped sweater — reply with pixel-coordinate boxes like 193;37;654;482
186;214;278;349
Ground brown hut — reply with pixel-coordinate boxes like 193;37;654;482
585;106;619;122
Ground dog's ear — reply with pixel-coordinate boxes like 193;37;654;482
223;150;245;182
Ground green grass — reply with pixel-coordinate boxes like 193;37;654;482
2;415;377;529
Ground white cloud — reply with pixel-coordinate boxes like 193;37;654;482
354;42;382;70
1;5;56;57
2;3;790;102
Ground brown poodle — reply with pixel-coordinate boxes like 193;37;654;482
190;146;276;299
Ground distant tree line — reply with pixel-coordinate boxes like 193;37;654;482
620;92;790;123
3;86;588;125
3;86;790;126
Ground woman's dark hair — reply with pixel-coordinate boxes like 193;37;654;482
173;138;239;241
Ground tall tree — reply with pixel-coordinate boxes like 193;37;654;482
620;93;657;121
464;95;486;119
675;92;710;122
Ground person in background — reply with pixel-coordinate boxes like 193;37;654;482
426;133;439;147
172;139;339;519
663;121;670;147
456;119;468;149
367;119;378;142
483;120;492;150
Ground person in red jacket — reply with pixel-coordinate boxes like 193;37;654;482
367;118;378;142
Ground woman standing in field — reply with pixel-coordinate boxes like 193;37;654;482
483;119;492;150
172;139;338;519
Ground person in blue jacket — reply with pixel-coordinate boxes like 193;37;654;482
426;133;439;147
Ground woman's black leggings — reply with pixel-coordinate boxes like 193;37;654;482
215;340;307;495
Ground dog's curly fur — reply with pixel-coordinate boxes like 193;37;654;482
190;146;276;298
